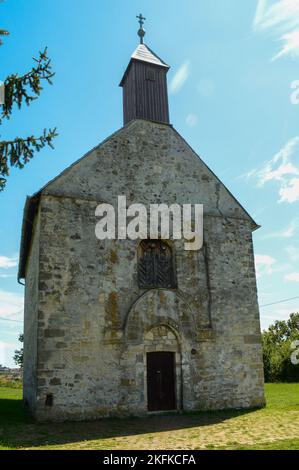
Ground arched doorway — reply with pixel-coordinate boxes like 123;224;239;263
144;324;181;412
147;351;176;411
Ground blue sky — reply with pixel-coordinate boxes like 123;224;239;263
0;0;299;366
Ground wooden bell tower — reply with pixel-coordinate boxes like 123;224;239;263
120;15;170;125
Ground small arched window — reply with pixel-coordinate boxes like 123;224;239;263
138;240;177;289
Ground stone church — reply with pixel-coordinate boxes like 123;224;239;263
19;19;265;422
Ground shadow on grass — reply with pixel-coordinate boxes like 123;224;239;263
0;397;32;426
0;393;260;449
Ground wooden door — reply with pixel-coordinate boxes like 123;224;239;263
147;352;176;411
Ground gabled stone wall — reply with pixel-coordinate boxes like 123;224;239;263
22;120;265;421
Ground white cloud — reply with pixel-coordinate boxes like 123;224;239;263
186;114;198;127
254;0;268;26
255;254;277;277
0;255;18;269
252;136;299;185
274;29;299;60
285;244;299;260
0;290;23;321
281;220;298;236
253;0;299;60
255;255;289;278
279;177;299;202
169;61;190;94
245;136;299;204
285;272;299;281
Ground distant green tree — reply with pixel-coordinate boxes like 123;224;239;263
0;2;57;191
262;313;299;382
13;334;23;368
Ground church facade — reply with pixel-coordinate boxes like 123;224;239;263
19;23;265;422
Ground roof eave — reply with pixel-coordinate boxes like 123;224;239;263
18;193;41;282
119;58;169;87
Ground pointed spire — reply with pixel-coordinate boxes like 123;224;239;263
136;13;146;44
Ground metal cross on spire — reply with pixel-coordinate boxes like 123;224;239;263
137;13;146;28
136;13;146;44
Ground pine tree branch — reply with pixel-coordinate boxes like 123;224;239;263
0;128;58;191
0;28;9;46
0;8;57;191
0;48;55;123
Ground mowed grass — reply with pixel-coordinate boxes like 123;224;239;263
0;383;299;450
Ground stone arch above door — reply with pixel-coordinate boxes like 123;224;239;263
144;324;180;351
124;289;197;343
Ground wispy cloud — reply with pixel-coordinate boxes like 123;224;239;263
255;255;291;279
0;255;18;269
253;0;299;60
262;219;298;239
279;177;299;203
255;254;277;277
285;271;299;281
169;61;190;94
186;114;198;127
285;244;299;260
0;290;23;321
254;0;268;26
248;136;299;185
244;136;299;204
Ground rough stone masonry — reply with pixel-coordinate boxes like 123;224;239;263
19;37;265;422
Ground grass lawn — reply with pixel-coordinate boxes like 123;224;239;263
0;383;299;450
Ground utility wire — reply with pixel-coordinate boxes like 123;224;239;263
0;296;298;322
260;295;299;308
0;309;23;323
0;316;23;323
